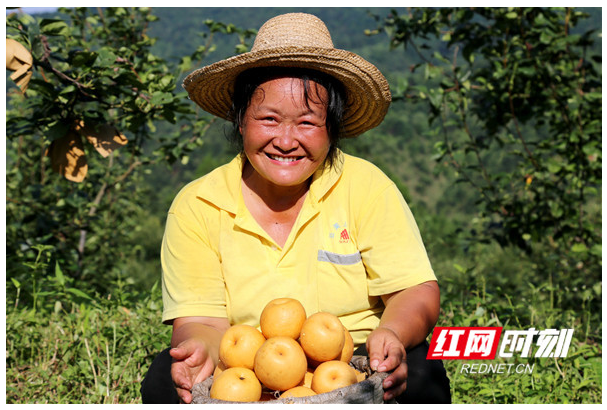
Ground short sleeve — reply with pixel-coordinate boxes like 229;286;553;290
160;197;227;324
357;181;436;296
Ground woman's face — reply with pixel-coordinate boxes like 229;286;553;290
240;76;330;190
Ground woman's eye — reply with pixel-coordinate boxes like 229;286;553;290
300;120;316;126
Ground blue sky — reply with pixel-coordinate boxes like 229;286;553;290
6;7;59;14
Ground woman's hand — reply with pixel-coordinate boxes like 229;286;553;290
170;316;230;403
366;326;408;401
170;338;216;403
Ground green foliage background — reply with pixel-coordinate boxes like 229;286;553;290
4;7;602;404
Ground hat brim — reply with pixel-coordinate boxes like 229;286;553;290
183;46;391;138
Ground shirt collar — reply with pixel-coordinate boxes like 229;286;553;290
195;154;244;215
308;150;344;205
195;150;345;213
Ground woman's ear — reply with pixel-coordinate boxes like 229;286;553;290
237;114;245;136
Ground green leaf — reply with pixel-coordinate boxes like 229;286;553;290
54;261;65;287
150;91;173;105
40;19;69;36
66;288;93;300
70;51;98;67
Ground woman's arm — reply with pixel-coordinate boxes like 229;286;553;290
378;280;440;350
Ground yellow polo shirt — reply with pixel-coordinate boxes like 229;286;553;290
161;151;436;345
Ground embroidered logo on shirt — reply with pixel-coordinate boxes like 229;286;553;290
339;229;350;243
329;222;350;243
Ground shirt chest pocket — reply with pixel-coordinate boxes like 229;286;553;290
316;242;372;316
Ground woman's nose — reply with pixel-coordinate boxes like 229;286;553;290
273;125;298;151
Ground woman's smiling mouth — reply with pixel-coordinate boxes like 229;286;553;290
266;153;303;163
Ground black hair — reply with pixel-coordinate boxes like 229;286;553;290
227;66;347;170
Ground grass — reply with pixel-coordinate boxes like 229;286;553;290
5;283;171;404
5;242;602;403
433;242;602;404
438;285;602;404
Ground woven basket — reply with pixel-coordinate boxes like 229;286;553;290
191;355;393;404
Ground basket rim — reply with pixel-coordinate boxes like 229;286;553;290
191;355;389;404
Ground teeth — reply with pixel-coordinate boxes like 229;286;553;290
269;154;300;163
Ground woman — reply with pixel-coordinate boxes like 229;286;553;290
141;12;450;404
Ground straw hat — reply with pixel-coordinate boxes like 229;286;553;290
183;12;391;138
